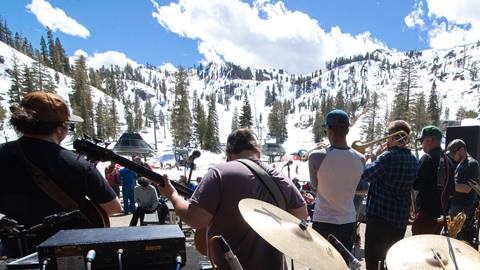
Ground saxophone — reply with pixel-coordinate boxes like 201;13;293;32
408;191;416;224
447;212;466;239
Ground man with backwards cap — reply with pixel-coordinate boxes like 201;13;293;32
308;109;365;264
412;126;444;235
0;91;121;256
446;139;479;245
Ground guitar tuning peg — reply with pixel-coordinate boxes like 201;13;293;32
104;142;111;148
93;138;102;144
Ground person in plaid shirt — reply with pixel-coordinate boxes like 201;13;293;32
361;120;418;270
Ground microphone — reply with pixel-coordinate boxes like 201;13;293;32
187;150;201;163
327;234;361;270
282;160;293;168
218;236;243;270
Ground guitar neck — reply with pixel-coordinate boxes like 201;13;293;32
107;154;193;198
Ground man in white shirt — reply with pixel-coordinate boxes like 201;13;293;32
308;109;365;259
129;177;162;226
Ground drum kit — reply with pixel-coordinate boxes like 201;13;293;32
238;198;480;270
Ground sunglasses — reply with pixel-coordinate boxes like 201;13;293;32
63;122;76;132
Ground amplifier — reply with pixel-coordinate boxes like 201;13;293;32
37;225;186;270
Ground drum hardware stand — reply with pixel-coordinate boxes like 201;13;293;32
0;210;81;257
327;234;361;270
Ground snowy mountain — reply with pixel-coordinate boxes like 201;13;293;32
1;39;480;183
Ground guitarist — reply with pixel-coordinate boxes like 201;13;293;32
0;91;122;257
158;128;307;270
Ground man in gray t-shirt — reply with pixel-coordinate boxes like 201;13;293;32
158;128;307;270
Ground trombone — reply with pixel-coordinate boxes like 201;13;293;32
299;142;330;161
351;130;410;154
300;130;410;161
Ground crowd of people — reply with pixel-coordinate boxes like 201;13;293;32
1;91;479;270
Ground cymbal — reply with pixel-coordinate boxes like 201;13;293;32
386;234;480;270
238;198;348;270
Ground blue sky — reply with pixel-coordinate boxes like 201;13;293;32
1;0;479;73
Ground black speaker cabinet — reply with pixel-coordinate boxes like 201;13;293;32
445;125;480;161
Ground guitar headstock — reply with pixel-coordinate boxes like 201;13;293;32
73;138;114;162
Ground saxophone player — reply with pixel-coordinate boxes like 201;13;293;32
446;139;479;246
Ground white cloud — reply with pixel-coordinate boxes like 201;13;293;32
151;0;386;74
71;49;139;69
26;0;90;38
426;0;480;49
404;1;425;28
405;0;480;49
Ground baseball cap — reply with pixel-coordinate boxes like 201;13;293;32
20;91;83;123
446;139;466;154
322;109;350;127
416;126;442;141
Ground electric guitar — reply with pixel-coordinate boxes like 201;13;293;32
73;139;194;200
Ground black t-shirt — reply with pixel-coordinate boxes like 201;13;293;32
0;137;116;244
414;147;443;217
452;156;479;206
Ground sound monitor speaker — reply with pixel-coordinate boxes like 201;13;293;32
445;125;480;161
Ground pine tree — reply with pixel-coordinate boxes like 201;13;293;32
39;36;50;66
133;94;143;132
411;92;428;138
170;68;192;147
268;100;288;143
361;91;381;142
204;94;221;153
106;97;120;140
124;100;134;132
70;55;94;136
427;81;441;126
54;38;65;73
335;88;346;111
20;65;35;94
47;28;56;69
193;99;207;148
312;110;324;143
144;98;152;128
14;32;22;51
7;56;22;104
95;99;106;139
239;94;253;128
390;59;419;121
0;106;6;127
231;107;239;132
34;61;55;93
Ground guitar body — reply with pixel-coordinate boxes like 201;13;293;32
79;198;110;228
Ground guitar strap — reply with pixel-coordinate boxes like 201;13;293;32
6;140;79;211
236;159;287;210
